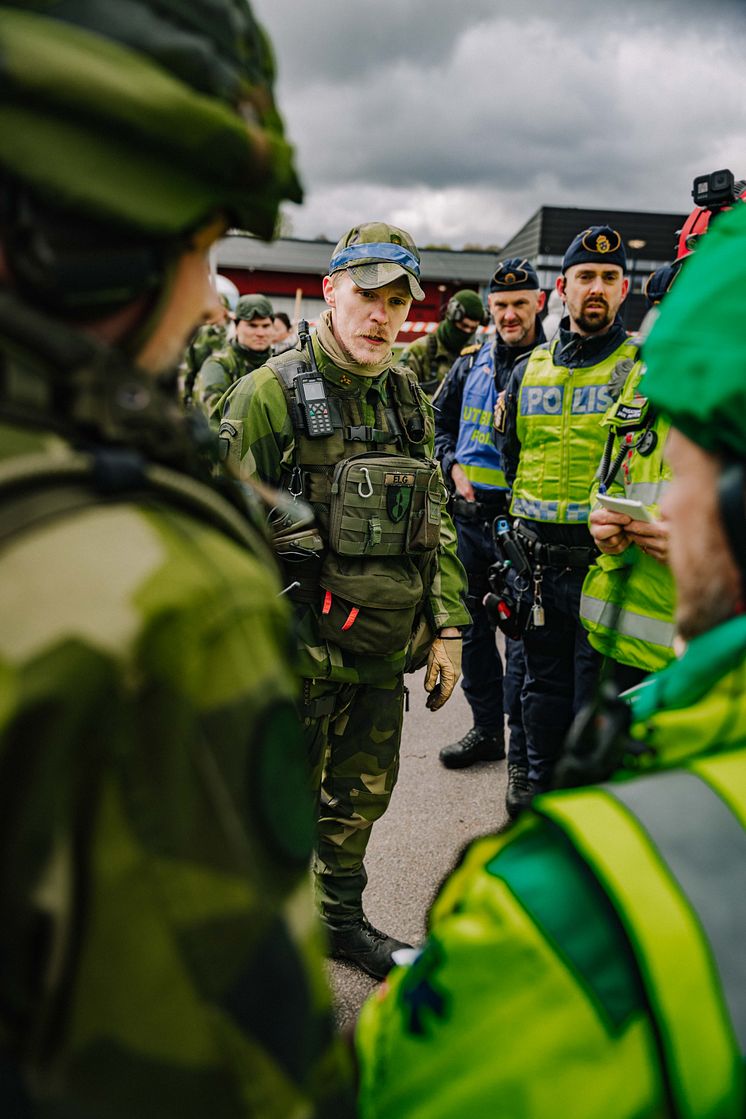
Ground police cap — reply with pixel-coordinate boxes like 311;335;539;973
562;226;627;273
490;258;540;292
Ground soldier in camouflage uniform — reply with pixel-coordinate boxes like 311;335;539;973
218;223;470;979
0;3;354;1116
400;289;485;395
193;293;275;420
182;294;232;407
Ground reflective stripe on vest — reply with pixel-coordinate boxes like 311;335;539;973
454;344;508;491
538;769;746;1119
512;496;586;522
580;593;677;650
623;479;670;505
461;462;507;487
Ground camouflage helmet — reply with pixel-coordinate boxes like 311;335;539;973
235;293;274;320
0;1;302;240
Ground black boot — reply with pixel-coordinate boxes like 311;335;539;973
506;764;533;818
326;917;412;980
439;726;505;769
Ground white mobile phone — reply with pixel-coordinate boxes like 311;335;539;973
596;494;654;522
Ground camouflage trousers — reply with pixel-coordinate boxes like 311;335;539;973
300;675;405;927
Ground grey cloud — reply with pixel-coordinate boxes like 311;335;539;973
252;0;746;247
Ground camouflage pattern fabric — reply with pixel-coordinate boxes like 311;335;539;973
301;676;404;925
193;340;271;422
217;341;468;925
400;330;460;395
182;322;230;406
217;345;469;688
0;417;355;1118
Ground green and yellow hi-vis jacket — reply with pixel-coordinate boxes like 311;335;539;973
580;364;677;672
356;616;746;1119
218;339;469;685
0;418;354;1119
511;337;642;523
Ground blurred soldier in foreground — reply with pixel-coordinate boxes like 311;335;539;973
193;292;275;419
434;259;546;818
219;223;469;979
0;3;354;1116
356;202;746;1119
400;289;485;395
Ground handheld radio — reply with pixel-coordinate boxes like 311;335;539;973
295;320;334;437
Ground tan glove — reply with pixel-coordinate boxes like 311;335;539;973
424;634;462;711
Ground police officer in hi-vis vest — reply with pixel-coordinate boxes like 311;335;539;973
355;199;746;1119
580;261;684;690
503;227;642;794
434;259;546;818
218;223;469;980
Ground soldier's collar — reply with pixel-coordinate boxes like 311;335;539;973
314;342;391;399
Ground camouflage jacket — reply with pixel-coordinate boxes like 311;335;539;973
186;322;229;380
400;329;462;395
218;340;470;685
193;339;271;422
0;405;353;1113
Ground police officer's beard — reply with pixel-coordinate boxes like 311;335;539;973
576;298;611;335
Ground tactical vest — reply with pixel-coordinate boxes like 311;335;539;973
580;369;676;671
511;338;642;523
269;346;444;659
453;342;507;492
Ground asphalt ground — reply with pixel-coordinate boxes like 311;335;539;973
326;641;510;1030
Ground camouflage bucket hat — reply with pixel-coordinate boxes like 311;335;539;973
329;222;425;301
235;293;274;320
0;1;302;239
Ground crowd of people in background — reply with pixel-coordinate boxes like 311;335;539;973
2;2;746;1117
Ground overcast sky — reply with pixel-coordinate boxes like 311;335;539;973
250;0;746;250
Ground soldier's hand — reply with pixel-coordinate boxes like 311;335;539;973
424;629;462;711
450;463;475;503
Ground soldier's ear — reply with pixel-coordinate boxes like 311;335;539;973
322;274;336;308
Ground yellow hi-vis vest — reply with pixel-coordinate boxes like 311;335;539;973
357;624;746;1119
356;756;746;1119
511;338;642;524
580;367;677;672
540;757;746;1119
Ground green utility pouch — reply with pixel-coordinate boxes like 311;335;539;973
318;552;424;655
328;452;443;556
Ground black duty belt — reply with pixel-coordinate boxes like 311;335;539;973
452;493;508;521
515;526;597;569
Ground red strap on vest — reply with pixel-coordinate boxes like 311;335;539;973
322;589;332;615
341;607;359;631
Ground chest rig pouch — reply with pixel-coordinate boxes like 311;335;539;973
272;351;441;656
